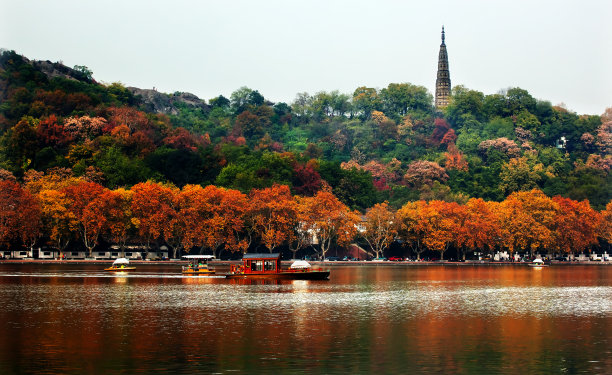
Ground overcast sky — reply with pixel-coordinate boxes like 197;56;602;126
1;0;611;115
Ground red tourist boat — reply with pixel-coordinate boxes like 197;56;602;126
226;253;330;280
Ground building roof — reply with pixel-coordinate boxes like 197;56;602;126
242;253;281;260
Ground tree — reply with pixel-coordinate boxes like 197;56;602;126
403;160;449;189
455;198;501;260
600;202;612;250
178;185;248;258
499;156;546;194
37;189;78;256
103;188;134;256
396;201;428;260
379;83;432;118
290;197;315;259
498;189;558;257
248;185;298;252
362;202;397;259
352;87;380;119
63;116;106;141
420;200;460;260
552;196;601;255
299;190;359;260
0;180;41;251
131;181;177;254
62;181;107;257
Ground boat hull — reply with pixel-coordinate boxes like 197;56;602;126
226;270;330;280
182;270;216;275
104;267;136;271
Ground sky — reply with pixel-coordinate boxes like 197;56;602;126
1;0;611;115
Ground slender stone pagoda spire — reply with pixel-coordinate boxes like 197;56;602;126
435;26;451;108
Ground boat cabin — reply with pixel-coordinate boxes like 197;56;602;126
237;253;282;274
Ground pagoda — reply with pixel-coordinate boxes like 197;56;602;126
435;26;451;108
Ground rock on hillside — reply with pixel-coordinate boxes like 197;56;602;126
127;87;209;116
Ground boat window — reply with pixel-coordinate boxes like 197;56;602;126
126;252;132;256
264;260;275;271
20;252;27;256
44;252;50;256
255;260;263;271
71;252;78;256
112;253;118;256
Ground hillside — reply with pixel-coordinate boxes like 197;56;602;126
0;49;610;210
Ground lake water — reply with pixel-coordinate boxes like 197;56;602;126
0;263;611;374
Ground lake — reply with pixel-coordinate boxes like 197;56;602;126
0;263;611;374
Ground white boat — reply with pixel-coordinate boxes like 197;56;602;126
528;258;548;268
105;257;136;271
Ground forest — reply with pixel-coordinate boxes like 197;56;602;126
0;49;610;259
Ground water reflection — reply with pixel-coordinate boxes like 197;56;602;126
0;264;611;374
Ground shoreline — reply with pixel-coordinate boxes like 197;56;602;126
1;259;610;266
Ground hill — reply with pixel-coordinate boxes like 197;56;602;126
0;49;610;210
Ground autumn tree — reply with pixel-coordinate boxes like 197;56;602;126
102;188;135;256
552;196;601;255
396;201;428;260
290;197;315;259
0;180;41;251
497;189;558;257
178;185;248;258
62;181;107;257
403;160;449;189
37;189;78;256
361;202;397;259
299;190;359;259
131;181;177;254
454;198;501;260
420;200;461;260
63;116;106;141
248;185;298;252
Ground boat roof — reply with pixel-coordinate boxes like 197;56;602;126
113;257;130;265
182;255;215;259
242;253;281;260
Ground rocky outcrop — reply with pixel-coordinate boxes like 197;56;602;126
127;87;209;116
32;60;94;83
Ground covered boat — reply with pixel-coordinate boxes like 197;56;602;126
104;257;136;271
226;253;330;280
182;255;216;275
528;258;549;268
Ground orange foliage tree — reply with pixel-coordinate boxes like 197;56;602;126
299;190;359;260
102;188;135;256
37;189;78;256
178;185;248;257
396;201;428;260
0;180;42;251
131;181;177;254
552;196;602;255
248;185;298;252
62;181;107;257
498;189;558;257
362;202;397;259
420;200;461;260
454;198;502;260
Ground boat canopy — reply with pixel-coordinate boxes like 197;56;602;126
532;258;544;264
113;257;130;265
182;255;215;260
242;253;281;260
290;260;311;269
